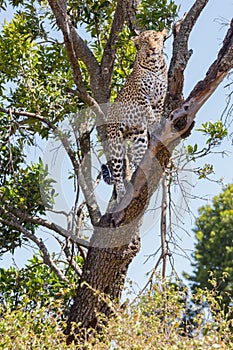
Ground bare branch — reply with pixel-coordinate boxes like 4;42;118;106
0;107;80;175
10;208;90;249
77;124;102;226
63;242;82;276
0;215;68;282
101;0;127;94
0;107;102;225
160;173;168;279
166;0;210;112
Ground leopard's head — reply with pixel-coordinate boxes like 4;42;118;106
132;30;167;69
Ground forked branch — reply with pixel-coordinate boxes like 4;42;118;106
48;0;102;108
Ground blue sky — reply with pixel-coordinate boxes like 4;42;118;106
1;0;233;293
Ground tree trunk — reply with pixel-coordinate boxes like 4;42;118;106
66;224;140;342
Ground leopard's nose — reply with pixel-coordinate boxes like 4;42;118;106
150;47;159;54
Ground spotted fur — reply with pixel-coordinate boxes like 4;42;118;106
102;30;167;202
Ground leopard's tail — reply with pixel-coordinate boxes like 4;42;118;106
101;164;115;185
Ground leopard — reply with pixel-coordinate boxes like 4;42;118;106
101;29;167;203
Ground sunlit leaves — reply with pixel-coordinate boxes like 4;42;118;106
196;120;228;145
67;0;116;35
186;121;228;180
0;158;57;254
186;143;198;155
1;159;56;215
0;16;37;88
0;254;83;312
136;0;179;31
196;163;214;179
111;28;136;98
0;15;76;119
1;275;232;347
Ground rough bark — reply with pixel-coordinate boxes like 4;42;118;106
66;224;140;342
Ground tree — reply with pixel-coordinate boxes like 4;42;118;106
0;0;233;342
0;254;83;314
184;184;233;309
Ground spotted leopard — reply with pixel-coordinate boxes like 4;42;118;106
102;30;167;202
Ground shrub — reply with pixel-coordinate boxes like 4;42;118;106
1;278;232;349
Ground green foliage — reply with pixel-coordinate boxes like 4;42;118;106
184;184;233;309
1;159;55;214
136;0;179;31
0;254;82;313
196;163;214;179
88;280;233;348
187;120;228;157
186;120;228;180
0;281;232;349
187;143;198;155
0;156;57;254
0;7;74;254
111;28;136;99
196;120;228;145
0;307;75;350
0;10;78;121
67;0;116;35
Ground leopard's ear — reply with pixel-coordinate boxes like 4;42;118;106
131;36;139;43
131;29;140;44
132;35;139;49
161;28;167;37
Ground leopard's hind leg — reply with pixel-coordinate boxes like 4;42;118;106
107;123;126;202
130;128;148;167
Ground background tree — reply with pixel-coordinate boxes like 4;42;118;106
0;0;233;341
184;184;233;310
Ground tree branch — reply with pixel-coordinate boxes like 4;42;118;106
48;0;104;108
0;215;68;282
9;208;90;249
166;0;210;113
0;110;102;230
124;0;141;34
48;0;99;79
0;107;80;176
77;121;102;227
100;0;127;95
161;173;168;280
63;242;83;276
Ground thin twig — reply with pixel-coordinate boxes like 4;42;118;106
161;172;168;280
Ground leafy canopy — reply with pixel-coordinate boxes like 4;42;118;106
0;0;178;254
